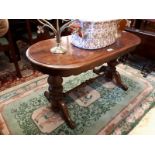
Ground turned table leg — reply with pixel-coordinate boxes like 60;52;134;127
93;59;128;91
44;75;75;129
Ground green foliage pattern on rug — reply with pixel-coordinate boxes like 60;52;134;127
0;68;151;135
111;65;155;135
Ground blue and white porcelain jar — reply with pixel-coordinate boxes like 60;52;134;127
71;20;119;50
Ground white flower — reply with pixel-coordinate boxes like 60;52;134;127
37;26;44;34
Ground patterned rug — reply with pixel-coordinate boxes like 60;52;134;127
0;66;153;135
111;64;155;134
0;41;42;92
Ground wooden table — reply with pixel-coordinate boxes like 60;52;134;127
26;31;141;128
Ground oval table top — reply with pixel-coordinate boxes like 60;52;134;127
26;31;141;76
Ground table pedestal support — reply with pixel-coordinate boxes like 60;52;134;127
44;75;75;129
93;60;128;91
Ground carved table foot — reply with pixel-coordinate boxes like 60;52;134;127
113;71;128;91
44;75;76;129
59;101;76;129
93;60;128;91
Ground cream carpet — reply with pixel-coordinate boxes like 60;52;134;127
129;107;155;135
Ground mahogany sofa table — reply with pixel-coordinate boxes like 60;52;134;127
26;31;141;129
